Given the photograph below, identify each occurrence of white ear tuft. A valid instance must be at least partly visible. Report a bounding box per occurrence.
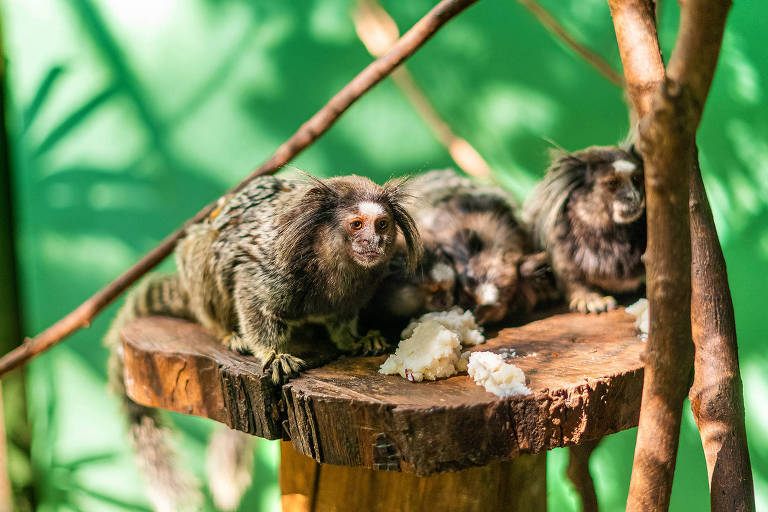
[613,160,636,175]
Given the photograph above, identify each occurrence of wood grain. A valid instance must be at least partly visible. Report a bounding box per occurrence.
[280,441,546,512]
[121,309,645,475]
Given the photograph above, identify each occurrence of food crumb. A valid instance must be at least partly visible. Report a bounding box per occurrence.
[379,320,465,382]
[467,352,530,398]
[401,307,485,346]
[626,298,649,340]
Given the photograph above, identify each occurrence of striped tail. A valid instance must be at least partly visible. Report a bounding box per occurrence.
[105,274,202,512]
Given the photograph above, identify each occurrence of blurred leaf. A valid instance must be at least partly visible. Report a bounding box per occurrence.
[33,83,119,156]
[22,64,66,131]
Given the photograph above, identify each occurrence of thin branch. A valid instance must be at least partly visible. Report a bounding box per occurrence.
[354,0,491,179]
[0,0,480,379]
[519,0,624,88]
[566,441,599,512]
[607,0,664,119]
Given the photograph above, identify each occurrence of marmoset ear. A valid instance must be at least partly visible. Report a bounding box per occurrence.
[380,177,422,274]
[276,178,338,271]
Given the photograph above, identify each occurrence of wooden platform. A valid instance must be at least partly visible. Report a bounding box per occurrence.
[121,309,645,476]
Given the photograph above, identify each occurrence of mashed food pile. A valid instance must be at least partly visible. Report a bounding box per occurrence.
[401,307,485,346]
[466,351,530,397]
[625,298,649,339]
[379,308,484,382]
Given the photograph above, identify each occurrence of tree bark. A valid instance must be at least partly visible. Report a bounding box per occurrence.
[567,441,599,512]
[608,0,752,509]
[689,158,755,512]
[0,0,480,379]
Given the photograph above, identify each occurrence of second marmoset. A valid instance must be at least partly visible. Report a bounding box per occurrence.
[405,169,553,324]
[523,145,646,313]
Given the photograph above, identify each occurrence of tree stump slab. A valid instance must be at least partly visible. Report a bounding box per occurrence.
[121,308,645,475]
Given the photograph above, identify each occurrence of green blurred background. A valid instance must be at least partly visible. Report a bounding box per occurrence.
[1,0,766,510]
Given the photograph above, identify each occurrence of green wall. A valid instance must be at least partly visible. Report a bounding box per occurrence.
[2,0,766,510]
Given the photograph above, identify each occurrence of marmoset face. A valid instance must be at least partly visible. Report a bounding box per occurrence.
[593,157,645,224]
[342,201,397,267]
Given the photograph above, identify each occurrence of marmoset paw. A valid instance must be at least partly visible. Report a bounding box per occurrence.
[356,330,390,356]
[569,291,617,314]
[263,352,306,384]
[223,333,249,354]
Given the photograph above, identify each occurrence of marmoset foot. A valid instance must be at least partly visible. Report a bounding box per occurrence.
[569,291,617,314]
[262,352,306,384]
[355,330,390,356]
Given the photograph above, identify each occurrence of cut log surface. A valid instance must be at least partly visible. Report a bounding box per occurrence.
[121,308,645,475]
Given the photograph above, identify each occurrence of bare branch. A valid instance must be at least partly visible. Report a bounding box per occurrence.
[520,0,625,88]
[354,0,492,179]
[567,441,599,512]
[689,157,755,512]
[607,0,664,119]
[609,0,751,509]
[0,0,480,379]
[627,75,695,511]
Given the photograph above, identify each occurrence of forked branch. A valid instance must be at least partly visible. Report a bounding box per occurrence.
[0,0,480,378]
[607,0,752,510]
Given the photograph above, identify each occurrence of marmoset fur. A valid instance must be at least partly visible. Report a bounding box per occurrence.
[104,173,420,512]
[522,145,646,313]
[407,169,548,324]
[360,241,456,333]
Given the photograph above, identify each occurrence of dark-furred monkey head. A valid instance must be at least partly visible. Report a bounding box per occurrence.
[562,146,645,228]
[278,175,422,275]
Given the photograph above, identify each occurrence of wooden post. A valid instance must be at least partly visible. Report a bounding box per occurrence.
[280,441,546,512]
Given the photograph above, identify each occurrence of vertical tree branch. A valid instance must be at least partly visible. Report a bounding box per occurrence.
[566,441,599,512]
[628,74,694,511]
[689,158,754,511]
[0,0,480,378]
[608,0,750,509]
[607,0,664,118]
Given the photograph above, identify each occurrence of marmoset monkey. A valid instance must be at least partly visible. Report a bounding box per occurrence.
[104,173,420,512]
[522,145,646,313]
[407,169,545,324]
[360,241,456,333]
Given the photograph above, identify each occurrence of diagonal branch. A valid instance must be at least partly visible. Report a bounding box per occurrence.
[0,0,480,379]
[519,0,624,88]
[354,0,492,179]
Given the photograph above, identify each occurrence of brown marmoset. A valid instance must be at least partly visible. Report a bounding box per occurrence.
[360,240,456,334]
[406,169,551,324]
[104,173,420,512]
[522,145,646,313]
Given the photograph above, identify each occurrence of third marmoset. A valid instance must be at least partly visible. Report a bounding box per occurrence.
[523,145,646,313]
[406,169,550,324]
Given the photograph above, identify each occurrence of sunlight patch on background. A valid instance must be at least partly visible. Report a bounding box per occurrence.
[721,33,762,105]
[39,231,136,279]
[727,119,768,196]
[101,0,176,31]
[432,22,488,58]
[475,83,559,139]
[743,360,768,451]
[336,83,444,169]
[34,94,147,177]
[309,0,356,45]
